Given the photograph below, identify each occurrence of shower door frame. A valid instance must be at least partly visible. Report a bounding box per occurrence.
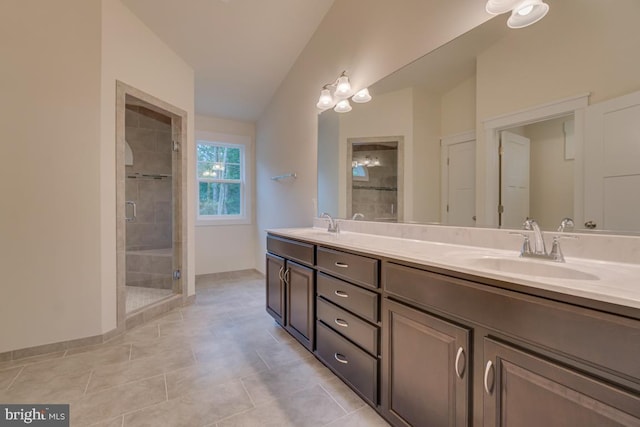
[115,81,189,329]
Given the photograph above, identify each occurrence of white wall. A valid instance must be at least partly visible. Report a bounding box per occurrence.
[526,117,574,230]
[441,76,476,137]
[317,111,340,216]
[0,0,103,353]
[100,0,195,333]
[254,0,492,271]
[194,115,256,275]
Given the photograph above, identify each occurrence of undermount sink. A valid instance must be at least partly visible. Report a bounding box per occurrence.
[467,257,600,281]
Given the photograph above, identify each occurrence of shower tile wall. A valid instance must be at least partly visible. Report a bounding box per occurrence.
[125,105,173,289]
[352,149,398,221]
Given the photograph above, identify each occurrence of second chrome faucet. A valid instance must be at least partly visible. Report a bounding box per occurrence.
[517,218,576,263]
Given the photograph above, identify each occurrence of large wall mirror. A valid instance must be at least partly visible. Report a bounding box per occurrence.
[317,0,640,234]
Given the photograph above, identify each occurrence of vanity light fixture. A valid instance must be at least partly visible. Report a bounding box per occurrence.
[486,0,549,28]
[316,71,372,113]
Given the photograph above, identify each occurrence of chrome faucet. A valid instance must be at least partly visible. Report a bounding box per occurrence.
[351,213,365,220]
[515,218,576,262]
[523,218,547,256]
[320,212,339,233]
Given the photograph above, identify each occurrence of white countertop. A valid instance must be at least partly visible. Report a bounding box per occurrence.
[268,227,640,312]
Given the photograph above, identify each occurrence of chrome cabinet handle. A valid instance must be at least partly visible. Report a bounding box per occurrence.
[125,201,137,222]
[334,353,348,364]
[334,318,349,328]
[334,290,348,298]
[284,268,290,285]
[334,262,349,268]
[484,360,494,394]
[455,347,465,379]
[278,266,284,282]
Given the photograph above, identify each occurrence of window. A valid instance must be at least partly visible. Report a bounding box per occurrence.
[197,141,247,223]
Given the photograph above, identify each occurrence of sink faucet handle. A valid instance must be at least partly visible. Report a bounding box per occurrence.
[549,234,578,262]
[509,232,532,256]
[557,217,575,232]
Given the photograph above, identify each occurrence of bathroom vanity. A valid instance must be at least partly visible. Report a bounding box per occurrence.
[265,227,640,426]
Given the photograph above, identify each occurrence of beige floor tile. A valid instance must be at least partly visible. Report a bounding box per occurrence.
[320,376,367,413]
[324,405,391,426]
[89,416,124,427]
[0,369,91,403]
[0,275,391,426]
[71,375,166,425]
[87,349,195,393]
[123,379,253,427]
[216,384,346,427]
[240,357,333,405]
[0,351,66,372]
[0,366,22,390]
[166,353,268,399]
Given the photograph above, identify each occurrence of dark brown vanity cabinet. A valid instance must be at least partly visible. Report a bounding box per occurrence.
[382,298,471,427]
[266,235,315,350]
[314,248,381,406]
[383,261,640,427]
[483,338,640,427]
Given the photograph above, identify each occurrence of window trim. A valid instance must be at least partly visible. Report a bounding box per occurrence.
[196,136,251,226]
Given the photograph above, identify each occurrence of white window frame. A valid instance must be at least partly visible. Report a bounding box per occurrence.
[196,135,251,226]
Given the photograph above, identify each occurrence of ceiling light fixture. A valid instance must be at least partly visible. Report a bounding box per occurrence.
[485,0,549,28]
[316,71,372,113]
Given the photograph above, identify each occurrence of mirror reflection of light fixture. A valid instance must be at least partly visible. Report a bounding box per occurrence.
[352,156,381,168]
[486,0,549,28]
[316,71,372,113]
[201,162,225,177]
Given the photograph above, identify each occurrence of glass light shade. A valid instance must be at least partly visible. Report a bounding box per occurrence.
[485,0,521,15]
[335,76,352,98]
[507,0,549,28]
[352,88,372,103]
[372,157,381,166]
[316,89,334,110]
[334,99,352,113]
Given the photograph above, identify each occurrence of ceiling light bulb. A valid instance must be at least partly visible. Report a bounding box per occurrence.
[316,89,334,110]
[334,99,352,113]
[507,0,549,28]
[352,88,372,103]
[485,0,522,15]
[335,75,352,98]
[517,4,534,15]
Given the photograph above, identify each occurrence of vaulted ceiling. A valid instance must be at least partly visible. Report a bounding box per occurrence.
[122,0,335,121]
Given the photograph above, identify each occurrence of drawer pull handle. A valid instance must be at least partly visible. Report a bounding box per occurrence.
[484,360,494,395]
[334,353,348,364]
[455,347,465,379]
[334,290,349,298]
[334,318,349,328]
[334,262,349,268]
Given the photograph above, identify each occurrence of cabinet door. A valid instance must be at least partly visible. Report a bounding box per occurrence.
[382,298,470,427]
[483,338,640,427]
[265,253,285,325]
[285,261,315,350]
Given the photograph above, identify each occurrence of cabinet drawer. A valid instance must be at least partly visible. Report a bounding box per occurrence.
[317,246,379,289]
[317,297,379,356]
[317,273,379,323]
[316,321,378,405]
[267,235,314,267]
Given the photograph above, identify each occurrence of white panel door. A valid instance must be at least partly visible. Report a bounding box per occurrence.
[585,90,640,232]
[446,140,476,226]
[501,131,531,229]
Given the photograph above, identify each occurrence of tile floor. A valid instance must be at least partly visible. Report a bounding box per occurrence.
[126,286,174,313]
[0,272,390,426]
